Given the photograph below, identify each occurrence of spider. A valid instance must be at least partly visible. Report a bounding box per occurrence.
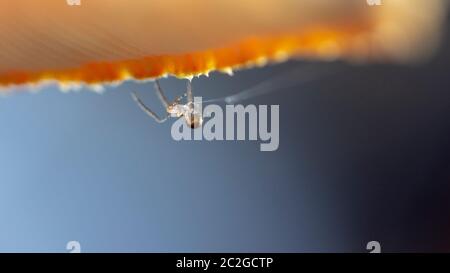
[131,80,203,128]
[131,64,330,128]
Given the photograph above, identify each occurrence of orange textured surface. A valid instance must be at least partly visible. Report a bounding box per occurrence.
[0,25,371,86]
[0,0,446,89]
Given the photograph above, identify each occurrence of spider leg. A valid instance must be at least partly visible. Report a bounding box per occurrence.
[186,80,193,104]
[131,92,168,123]
[154,79,170,108]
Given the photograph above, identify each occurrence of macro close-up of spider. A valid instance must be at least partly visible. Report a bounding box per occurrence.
[1,0,450,264]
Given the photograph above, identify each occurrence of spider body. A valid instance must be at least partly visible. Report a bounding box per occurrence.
[183,102,203,129]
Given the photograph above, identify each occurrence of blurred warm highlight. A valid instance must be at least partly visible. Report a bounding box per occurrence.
[0,0,447,91]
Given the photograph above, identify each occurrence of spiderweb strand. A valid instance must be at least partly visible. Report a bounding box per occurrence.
[201,63,339,104]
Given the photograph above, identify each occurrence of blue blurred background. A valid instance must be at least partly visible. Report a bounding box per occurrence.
[1,27,450,253]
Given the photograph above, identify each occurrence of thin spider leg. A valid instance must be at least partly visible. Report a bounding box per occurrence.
[131,92,168,123]
[186,80,193,104]
[154,79,170,108]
